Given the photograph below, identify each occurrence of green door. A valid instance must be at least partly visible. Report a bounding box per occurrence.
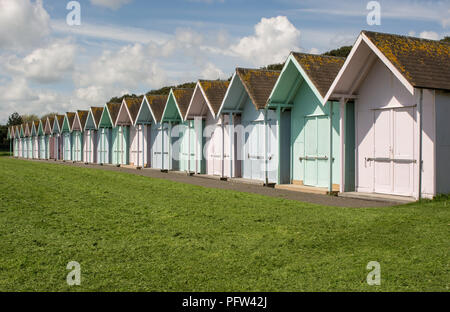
[303,116,329,188]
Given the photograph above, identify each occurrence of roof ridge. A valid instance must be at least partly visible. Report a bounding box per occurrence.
[291,51,346,60]
[237,67,281,73]
[362,30,448,44]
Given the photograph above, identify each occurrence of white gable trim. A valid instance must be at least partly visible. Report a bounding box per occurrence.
[323,33,414,104]
[217,72,238,117]
[134,96,155,126]
[115,99,134,127]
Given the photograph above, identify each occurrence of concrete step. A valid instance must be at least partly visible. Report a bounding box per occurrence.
[275,184,330,195]
[339,192,416,204]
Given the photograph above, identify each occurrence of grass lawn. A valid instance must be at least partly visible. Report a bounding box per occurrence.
[0,156,448,292]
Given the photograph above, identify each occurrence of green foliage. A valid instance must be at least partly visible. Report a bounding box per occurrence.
[260,63,285,71]
[440,37,450,43]
[146,82,196,96]
[109,94,141,103]
[0,157,448,291]
[40,112,58,120]
[7,112,23,126]
[323,45,353,58]
[21,114,40,123]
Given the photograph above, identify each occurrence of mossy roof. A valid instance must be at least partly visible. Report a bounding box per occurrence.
[363,30,450,91]
[292,52,345,98]
[77,110,89,129]
[66,112,76,128]
[56,115,65,130]
[172,88,195,119]
[91,107,104,127]
[146,95,168,122]
[199,80,230,115]
[236,68,280,109]
[124,96,144,123]
[106,102,121,125]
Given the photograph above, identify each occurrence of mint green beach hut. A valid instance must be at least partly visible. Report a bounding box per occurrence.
[161,88,195,172]
[267,52,351,192]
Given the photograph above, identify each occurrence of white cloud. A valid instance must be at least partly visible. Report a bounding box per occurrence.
[73,43,167,106]
[0,78,68,123]
[200,63,225,80]
[0,0,51,50]
[90,0,132,10]
[230,16,301,66]
[51,20,170,45]
[309,48,320,54]
[419,31,440,40]
[5,40,77,83]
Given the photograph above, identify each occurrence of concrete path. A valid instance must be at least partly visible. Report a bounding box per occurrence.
[33,159,396,208]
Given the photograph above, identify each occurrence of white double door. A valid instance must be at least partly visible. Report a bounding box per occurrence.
[362,107,416,196]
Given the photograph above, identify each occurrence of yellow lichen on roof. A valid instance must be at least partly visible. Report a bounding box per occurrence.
[199,80,229,92]
[364,31,450,88]
[241,69,279,84]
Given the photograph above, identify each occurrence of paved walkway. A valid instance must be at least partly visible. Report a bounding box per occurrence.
[33,159,395,208]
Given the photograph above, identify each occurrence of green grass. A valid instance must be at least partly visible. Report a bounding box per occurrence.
[0,157,448,292]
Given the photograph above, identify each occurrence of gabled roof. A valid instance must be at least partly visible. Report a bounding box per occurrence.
[24,123,31,137]
[291,53,345,98]
[32,120,39,135]
[64,112,76,132]
[123,96,144,124]
[324,31,450,103]
[145,94,168,123]
[172,88,195,119]
[236,68,280,109]
[76,110,89,130]
[67,112,76,126]
[363,31,450,91]
[46,116,55,134]
[106,102,121,125]
[198,80,230,115]
[54,115,65,133]
[91,107,104,128]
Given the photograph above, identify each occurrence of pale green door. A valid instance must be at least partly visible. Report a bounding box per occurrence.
[303,116,329,188]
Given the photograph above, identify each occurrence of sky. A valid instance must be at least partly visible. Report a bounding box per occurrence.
[0,0,449,123]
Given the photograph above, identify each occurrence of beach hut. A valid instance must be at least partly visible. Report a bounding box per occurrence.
[116,96,143,167]
[11,126,19,157]
[71,110,88,162]
[25,123,32,159]
[185,80,230,175]
[324,31,450,199]
[218,68,280,184]
[161,88,195,172]
[84,107,103,164]
[135,95,169,170]
[31,121,40,159]
[46,116,55,159]
[97,103,120,164]
[113,97,143,166]
[53,115,65,160]
[61,113,75,161]
[19,125,25,158]
[132,95,155,168]
[37,119,46,159]
[267,53,346,191]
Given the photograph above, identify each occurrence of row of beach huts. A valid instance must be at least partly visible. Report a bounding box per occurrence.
[6,31,450,200]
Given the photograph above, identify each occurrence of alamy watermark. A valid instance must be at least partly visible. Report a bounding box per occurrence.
[67,261,81,286]
[66,1,81,26]
[367,1,381,26]
[366,261,381,285]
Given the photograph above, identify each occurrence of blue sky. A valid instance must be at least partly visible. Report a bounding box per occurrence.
[0,0,448,122]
